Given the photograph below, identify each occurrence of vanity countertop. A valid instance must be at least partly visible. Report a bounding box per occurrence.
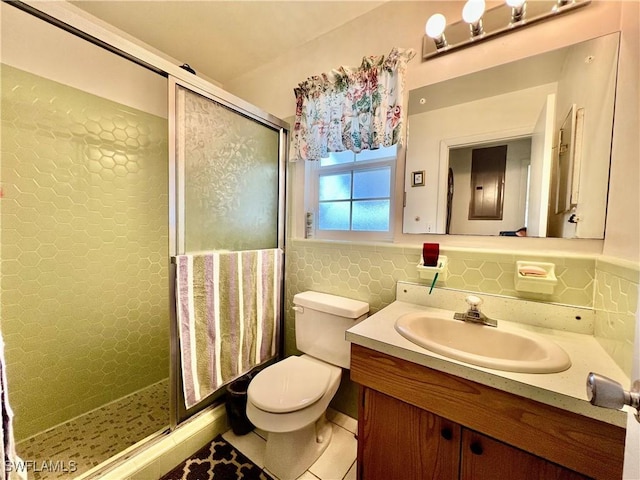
[346,299,630,428]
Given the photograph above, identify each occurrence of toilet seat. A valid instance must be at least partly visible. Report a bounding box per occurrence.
[248,356,331,413]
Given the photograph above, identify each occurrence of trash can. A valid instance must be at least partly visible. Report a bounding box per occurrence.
[225,374,255,435]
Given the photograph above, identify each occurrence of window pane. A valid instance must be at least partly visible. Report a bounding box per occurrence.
[319,202,351,230]
[355,145,397,162]
[320,150,354,166]
[319,173,351,201]
[352,200,390,231]
[353,168,391,199]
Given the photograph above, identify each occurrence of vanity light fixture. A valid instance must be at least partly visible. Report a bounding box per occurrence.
[425,13,448,50]
[462,0,486,38]
[506,0,526,23]
[553,0,573,13]
[422,0,590,60]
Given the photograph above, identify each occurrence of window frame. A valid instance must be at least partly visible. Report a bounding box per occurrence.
[305,148,396,242]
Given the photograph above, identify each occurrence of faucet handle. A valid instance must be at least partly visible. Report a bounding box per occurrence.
[465,295,483,310]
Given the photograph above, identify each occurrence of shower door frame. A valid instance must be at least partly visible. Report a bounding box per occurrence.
[168,76,288,427]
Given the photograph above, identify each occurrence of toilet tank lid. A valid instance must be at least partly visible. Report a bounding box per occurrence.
[293,291,369,319]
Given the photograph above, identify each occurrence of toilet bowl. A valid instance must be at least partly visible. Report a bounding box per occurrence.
[246,291,368,480]
[246,355,341,479]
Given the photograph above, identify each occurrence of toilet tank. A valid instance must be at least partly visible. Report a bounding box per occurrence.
[293,291,369,369]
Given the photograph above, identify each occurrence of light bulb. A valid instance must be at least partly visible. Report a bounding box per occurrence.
[425,13,446,39]
[506,0,526,23]
[462,0,486,24]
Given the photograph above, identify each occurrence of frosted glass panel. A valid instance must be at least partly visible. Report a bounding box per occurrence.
[319,173,351,201]
[352,200,390,231]
[353,168,391,199]
[177,86,280,251]
[319,202,350,230]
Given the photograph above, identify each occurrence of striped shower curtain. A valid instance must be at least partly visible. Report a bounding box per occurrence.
[175,249,282,409]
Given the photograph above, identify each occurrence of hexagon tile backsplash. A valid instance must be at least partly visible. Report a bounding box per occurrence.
[285,239,596,312]
[1,65,170,440]
[285,239,638,377]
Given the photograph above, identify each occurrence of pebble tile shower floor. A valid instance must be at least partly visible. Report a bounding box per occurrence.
[16,379,169,480]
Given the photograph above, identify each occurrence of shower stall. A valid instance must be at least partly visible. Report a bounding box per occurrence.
[0,3,287,478]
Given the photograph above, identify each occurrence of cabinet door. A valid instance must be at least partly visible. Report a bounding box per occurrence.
[358,387,460,480]
[460,429,591,480]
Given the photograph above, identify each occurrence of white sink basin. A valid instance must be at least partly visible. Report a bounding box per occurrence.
[394,311,571,373]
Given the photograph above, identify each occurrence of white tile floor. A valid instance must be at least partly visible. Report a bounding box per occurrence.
[222,409,357,480]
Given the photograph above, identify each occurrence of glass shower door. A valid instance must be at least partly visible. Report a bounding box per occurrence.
[169,78,287,423]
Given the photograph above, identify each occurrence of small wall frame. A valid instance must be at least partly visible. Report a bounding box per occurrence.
[411,170,425,187]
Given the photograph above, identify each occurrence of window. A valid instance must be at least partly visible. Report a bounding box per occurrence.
[306,145,396,241]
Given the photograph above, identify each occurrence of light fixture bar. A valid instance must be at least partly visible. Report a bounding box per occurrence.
[422,0,590,61]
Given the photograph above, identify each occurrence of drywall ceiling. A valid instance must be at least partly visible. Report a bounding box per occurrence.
[71,1,385,86]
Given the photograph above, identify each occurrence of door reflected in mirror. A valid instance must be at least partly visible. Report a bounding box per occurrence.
[447,139,531,236]
[403,32,619,238]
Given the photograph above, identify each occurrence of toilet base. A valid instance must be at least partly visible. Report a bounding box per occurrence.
[264,414,333,480]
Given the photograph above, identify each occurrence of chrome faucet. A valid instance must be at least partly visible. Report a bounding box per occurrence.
[453,295,497,327]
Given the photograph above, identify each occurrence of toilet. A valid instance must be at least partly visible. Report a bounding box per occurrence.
[246,291,369,480]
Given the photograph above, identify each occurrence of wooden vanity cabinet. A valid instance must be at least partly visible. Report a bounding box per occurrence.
[359,388,589,480]
[351,344,625,480]
[358,387,460,480]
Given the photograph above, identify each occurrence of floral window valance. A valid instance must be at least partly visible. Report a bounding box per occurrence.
[291,47,416,161]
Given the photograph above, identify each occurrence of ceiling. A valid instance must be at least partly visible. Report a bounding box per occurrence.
[71,1,386,86]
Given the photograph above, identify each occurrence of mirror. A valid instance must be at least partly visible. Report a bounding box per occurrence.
[403,33,619,238]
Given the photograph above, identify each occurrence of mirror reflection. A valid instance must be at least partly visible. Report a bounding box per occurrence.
[403,33,619,238]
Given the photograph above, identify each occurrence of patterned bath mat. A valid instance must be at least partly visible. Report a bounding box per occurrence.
[161,434,273,480]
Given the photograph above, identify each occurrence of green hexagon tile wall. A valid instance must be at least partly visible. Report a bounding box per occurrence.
[1,65,170,441]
